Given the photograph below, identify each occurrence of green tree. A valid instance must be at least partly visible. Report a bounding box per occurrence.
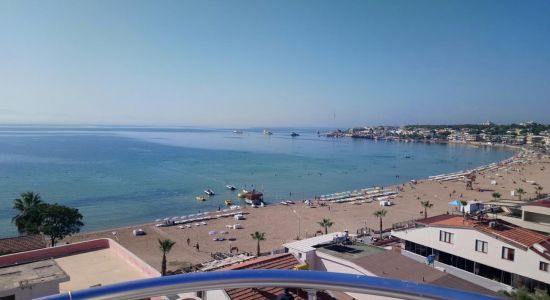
[318,218,334,234]
[250,231,266,257]
[158,239,176,276]
[373,209,387,239]
[508,286,550,300]
[11,192,44,234]
[420,201,433,219]
[516,188,526,201]
[41,204,84,247]
[492,192,501,202]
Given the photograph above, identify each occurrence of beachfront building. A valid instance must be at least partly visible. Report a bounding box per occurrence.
[283,232,496,299]
[0,238,159,299]
[391,214,550,293]
[497,199,550,234]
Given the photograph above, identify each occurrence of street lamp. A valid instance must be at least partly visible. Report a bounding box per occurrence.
[292,210,301,240]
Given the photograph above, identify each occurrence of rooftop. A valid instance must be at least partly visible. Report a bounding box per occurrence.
[351,251,498,297]
[0,235,47,256]
[0,259,68,292]
[316,243,385,260]
[222,254,335,300]
[283,232,346,252]
[54,248,149,293]
[524,199,550,209]
[416,214,550,249]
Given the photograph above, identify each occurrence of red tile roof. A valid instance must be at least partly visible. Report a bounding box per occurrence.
[221,254,335,300]
[525,200,550,208]
[0,235,47,256]
[415,214,550,257]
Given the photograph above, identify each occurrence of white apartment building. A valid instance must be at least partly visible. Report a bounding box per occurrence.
[392,214,550,293]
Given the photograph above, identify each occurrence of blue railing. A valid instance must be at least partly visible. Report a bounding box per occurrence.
[37,270,502,300]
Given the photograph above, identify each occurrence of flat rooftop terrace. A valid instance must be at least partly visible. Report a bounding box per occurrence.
[0,259,67,292]
[54,248,149,292]
[315,243,385,260]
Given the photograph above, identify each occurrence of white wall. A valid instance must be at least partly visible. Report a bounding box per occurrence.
[392,227,550,284]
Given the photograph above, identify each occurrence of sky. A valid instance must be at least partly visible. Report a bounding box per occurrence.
[0,0,549,128]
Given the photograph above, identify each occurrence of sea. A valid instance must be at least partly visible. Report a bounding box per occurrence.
[0,126,514,237]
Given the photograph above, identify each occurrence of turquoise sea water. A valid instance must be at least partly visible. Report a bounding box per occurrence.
[0,127,513,237]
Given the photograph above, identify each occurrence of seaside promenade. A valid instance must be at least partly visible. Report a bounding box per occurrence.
[64,151,550,273]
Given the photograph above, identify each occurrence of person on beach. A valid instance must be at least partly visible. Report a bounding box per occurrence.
[187,237,190,246]
[195,242,200,252]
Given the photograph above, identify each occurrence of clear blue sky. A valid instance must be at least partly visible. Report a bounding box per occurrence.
[1,1,549,128]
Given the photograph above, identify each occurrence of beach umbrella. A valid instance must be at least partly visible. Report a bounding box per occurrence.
[448,200,462,206]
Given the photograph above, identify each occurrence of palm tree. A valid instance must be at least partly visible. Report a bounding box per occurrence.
[491,192,501,202]
[318,218,334,234]
[12,192,44,234]
[420,201,433,219]
[158,239,176,276]
[250,231,266,257]
[373,209,387,239]
[535,185,543,198]
[515,188,526,201]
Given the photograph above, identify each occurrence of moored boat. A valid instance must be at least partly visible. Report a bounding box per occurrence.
[290,132,299,137]
[196,196,206,201]
[204,189,215,196]
[225,185,236,190]
[224,199,232,206]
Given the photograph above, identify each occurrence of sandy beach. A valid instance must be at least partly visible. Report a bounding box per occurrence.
[64,150,550,273]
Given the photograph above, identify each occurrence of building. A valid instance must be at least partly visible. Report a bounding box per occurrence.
[283,232,496,299]
[498,200,550,234]
[391,215,550,293]
[0,238,159,299]
[0,235,47,256]
[0,259,68,300]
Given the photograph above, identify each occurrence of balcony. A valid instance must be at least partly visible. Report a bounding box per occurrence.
[36,269,501,300]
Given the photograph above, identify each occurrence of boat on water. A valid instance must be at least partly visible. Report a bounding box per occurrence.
[204,189,215,196]
[290,132,300,137]
[233,130,243,134]
[237,189,250,198]
[196,196,206,201]
[224,200,232,206]
[225,185,236,190]
[263,129,273,135]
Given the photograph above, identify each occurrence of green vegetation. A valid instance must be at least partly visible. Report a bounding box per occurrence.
[158,239,176,276]
[404,122,550,135]
[373,209,387,239]
[504,287,550,300]
[492,192,502,202]
[11,192,84,246]
[420,201,433,219]
[251,231,266,257]
[318,218,334,234]
[516,188,526,201]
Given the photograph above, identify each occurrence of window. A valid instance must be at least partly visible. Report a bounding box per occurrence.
[439,230,454,244]
[540,262,549,272]
[502,247,515,261]
[475,240,488,253]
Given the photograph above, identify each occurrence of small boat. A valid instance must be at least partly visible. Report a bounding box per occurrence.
[237,189,250,198]
[280,201,289,205]
[196,196,206,201]
[404,155,412,159]
[233,130,243,134]
[290,132,300,137]
[225,185,236,190]
[224,200,232,206]
[204,189,215,196]
[263,129,273,135]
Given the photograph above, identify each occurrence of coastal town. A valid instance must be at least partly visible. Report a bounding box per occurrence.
[326,122,550,152]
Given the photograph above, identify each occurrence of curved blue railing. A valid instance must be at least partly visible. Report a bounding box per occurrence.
[37,270,502,300]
